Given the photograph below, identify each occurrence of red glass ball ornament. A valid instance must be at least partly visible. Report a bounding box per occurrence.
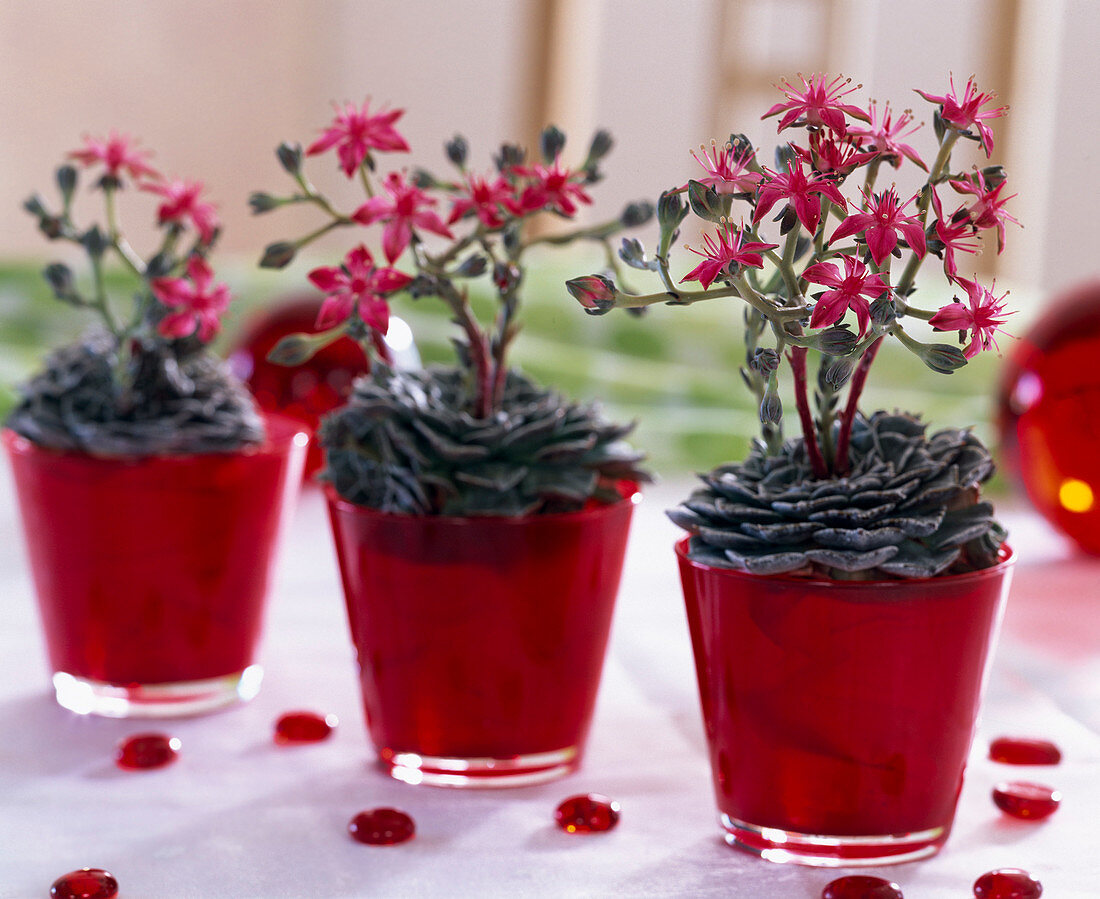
[822,875,903,899]
[992,781,1061,820]
[115,733,180,770]
[997,279,1100,553]
[554,794,621,833]
[348,808,415,845]
[973,868,1043,898]
[50,868,119,899]
[274,710,337,744]
[989,736,1062,766]
[228,296,370,480]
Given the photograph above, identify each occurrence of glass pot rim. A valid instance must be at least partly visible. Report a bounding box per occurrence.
[675,535,1016,589]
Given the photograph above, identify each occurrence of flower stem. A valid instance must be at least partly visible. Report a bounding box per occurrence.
[834,336,883,475]
[789,346,827,478]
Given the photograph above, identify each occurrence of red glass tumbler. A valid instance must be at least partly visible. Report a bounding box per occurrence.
[677,538,1015,866]
[327,483,639,787]
[4,414,308,717]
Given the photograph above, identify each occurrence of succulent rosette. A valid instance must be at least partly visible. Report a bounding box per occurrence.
[567,73,1016,579]
[9,135,262,455]
[254,106,652,513]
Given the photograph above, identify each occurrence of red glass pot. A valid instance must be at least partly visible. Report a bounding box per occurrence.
[327,482,639,787]
[677,538,1015,866]
[4,414,308,717]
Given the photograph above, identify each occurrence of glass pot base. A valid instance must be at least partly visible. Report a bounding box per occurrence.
[52,665,264,718]
[381,746,578,788]
[721,814,945,867]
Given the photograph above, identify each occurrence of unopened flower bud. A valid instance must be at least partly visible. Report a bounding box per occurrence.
[248,191,280,214]
[56,165,78,204]
[980,164,1007,189]
[816,326,857,356]
[920,343,967,374]
[276,142,303,176]
[411,168,437,189]
[267,333,319,367]
[759,388,783,425]
[657,190,688,231]
[540,125,566,163]
[870,295,897,328]
[749,348,780,374]
[620,200,654,228]
[81,225,107,258]
[456,254,487,277]
[774,143,797,171]
[493,262,521,293]
[586,129,613,164]
[687,179,723,222]
[822,356,855,389]
[260,240,297,269]
[23,194,47,219]
[494,143,526,172]
[43,262,74,300]
[566,274,617,314]
[445,134,468,168]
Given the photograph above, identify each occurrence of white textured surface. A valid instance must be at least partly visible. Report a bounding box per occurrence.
[1,467,1098,898]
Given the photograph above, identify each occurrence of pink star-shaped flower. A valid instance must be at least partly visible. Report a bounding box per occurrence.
[307,244,412,331]
[151,256,230,342]
[916,75,1006,157]
[688,140,762,195]
[352,172,454,263]
[448,173,523,229]
[514,158,592,216]
[929,186,979,277]
[802,255,890,334]
[949,169,1019,253]
[830,187,926,265]
[846,100,927,170]
[143,179,220,244]
[753,159,847,235]
[793,131,878,178]
[681,223,777,290]
[762,73,871,135]
[929,277,1011,358]
[306,100,410,177]
[69,132,159,183]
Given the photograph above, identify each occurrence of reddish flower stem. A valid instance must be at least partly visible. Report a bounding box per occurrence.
[834,336,883,475]
[789,346,828,479]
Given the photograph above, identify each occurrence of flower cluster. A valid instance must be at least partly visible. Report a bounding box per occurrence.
[568,73,1014,477]
[24,132,232,347]
[254,102,651,419]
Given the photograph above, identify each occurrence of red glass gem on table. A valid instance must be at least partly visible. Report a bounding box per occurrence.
[996,278,1100,554]
[50,868,119,899]
[992,781,1061,820]
[348,808,415,845]
[554,794,621,833]
[115,733,181,770]
[228,296,371,480]
[973,868,1043,899]
[821,875,903,899]
[274,711,338,744]
[989,736,1062,766]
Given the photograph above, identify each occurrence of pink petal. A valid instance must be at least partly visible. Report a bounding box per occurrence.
[808,291,847,329]
[316,293,354,329]
[382,220,411,264]
[830,213,870,244]
[306,129,343,156]
[865,225,899,265]
[359,295,391,333]
[346,244,375,274]
[899,221,927,258]
[802,261,843,288]
[412,210,454,239]
[157,311,197,338]
[351,197,392,225]
[374,269,413,294]
[308,266,344,292]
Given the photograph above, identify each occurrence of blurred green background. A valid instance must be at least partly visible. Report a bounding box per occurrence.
[0,247,1008,479]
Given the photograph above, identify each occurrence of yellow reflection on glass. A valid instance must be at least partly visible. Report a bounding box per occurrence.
[1059,478,1094,513]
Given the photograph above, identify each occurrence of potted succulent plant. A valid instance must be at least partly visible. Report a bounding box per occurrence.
[567,74,1017,864]
[5,135,308,717]
[254,100,651,785]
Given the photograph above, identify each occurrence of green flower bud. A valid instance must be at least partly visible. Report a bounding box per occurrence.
[276,142,303,175]
[260,241,297,269]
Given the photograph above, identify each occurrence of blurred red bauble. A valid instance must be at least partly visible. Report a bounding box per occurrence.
[229,297,370,480]
[997,279,1100,553]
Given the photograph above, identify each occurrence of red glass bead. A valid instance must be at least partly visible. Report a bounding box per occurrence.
[989,737,1062,766]
[822,876,903,899]
[992,781,1062,820]
[50,868,119,899]
[554,793,621,833]
[973,868,1043,899]
[115,732,180,770]
[348,808,415,845]
[274,711,337,744]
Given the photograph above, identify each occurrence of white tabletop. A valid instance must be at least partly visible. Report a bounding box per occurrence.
[1,465,1097,898]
